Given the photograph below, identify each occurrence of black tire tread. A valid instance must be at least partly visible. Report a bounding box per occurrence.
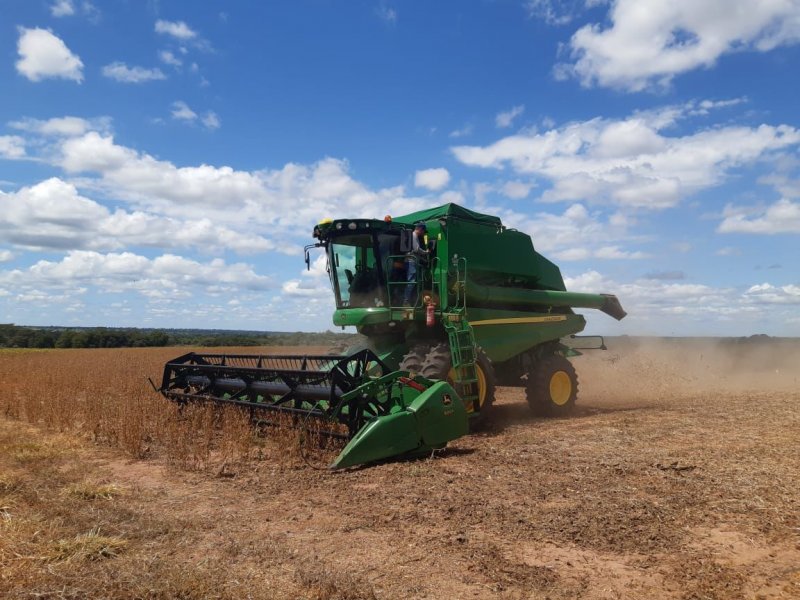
[525,354,579,417]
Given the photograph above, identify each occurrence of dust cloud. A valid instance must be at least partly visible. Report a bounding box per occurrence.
[573,337,800,405]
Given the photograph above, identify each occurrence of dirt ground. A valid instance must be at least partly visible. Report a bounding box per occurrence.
[1,338,799,599]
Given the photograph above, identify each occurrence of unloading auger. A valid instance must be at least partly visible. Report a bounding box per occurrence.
[159,202,626,468]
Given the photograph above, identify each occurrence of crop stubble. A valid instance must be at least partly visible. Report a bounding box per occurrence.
[0,340,798,599]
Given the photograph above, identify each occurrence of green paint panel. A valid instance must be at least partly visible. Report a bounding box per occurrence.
[330,379,469,469]
[407,381,469,446]
[466,308,587,363]
[331,411,420,469]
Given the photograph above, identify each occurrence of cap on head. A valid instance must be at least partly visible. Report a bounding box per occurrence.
[414,221,427,231]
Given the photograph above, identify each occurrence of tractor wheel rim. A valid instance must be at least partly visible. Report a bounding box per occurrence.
[549,371,572,406]
[448,365,488,413]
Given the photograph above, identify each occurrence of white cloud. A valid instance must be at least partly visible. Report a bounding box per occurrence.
[718,199,800,234]
[745,283,800,305]
[0,178,279,254]
[303,253,329,279]
[49,131,427,234]
[201,111,221,130]
[0,251,274,299]
[414,168,451,191]
[50,0,98,21]
[559,0,800,91]
[9,116,110,137]
[562,270,800,334]
[171,100,198,122]
[501,180,533,199]
[0,250,14,263]
[16,27,83,83]
[169,102,219,130]
[282,279,326,297]
[102,62,166,83]
[159,50,182,67]
[593,245,649,259]
[495,105,525,128]
[155,20,198,40]
[439,190,464,204]
[50,0,75,17]
[452,102,800,209]
[0,136,26,159]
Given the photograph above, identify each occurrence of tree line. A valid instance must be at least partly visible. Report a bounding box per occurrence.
[0,324,356,349]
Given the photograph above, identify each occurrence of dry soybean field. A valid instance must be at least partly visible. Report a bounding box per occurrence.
[1,339,798,599]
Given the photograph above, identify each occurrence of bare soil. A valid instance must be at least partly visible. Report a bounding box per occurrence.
[1,339,799,599]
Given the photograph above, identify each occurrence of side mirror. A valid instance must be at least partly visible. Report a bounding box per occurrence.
[303,243,323,271]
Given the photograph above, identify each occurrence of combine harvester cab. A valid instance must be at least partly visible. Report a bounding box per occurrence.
[159,202,625,468]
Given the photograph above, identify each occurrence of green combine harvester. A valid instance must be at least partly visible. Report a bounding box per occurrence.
[159,203,625,468]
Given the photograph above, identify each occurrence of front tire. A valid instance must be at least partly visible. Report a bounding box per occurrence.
[526,355,578,417]
[420,343,496,429]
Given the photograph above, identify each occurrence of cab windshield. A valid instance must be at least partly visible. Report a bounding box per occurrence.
[328,232,400,308]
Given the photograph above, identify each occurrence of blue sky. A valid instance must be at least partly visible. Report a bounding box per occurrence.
[1,0,798,336]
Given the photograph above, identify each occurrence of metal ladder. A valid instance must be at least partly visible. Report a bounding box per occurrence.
[445,318,479,412]
[444,257,479,412]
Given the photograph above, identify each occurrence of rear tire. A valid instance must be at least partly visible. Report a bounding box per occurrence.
[526,354,578,417]
[420,343,496,429]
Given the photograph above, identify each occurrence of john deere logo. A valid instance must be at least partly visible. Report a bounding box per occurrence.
[442,394,452,405]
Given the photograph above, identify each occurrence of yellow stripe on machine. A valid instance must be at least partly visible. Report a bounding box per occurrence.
[470,315,568,326]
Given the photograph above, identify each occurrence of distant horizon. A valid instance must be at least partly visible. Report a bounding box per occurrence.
[3,323,797,341]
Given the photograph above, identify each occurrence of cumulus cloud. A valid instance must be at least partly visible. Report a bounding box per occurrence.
[501,180,533,199]
[0,178,280,255]
[562,269,800,335]
[16,27,83,82]
[44,130,428,234]
[9,116,110,137]
[558,0,800,91]
[495,105,525,128]
[0,136,26,159]
[718,199,800,234]
[414,168,451,191]
[155,19,198,40]
[0,251,274,299]
[745,283,800,305]
[102,62,166,83]
[452,102,800,209]
[0,250,14,263]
